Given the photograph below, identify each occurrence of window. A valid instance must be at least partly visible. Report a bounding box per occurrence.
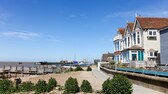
[115,42,119,51]
[149,31,152,35]
[125,37,127,48]
[148,37,157,40]
[128,37,130,47]
[133,33,136,45]
[153,31,156,35]
[120,42,122,50]
[137,32,140,44]
[148,30,157,36]
[150,52,153,56]
[148,51,158,58]
[154,52,158,57]
[147,30,157,40]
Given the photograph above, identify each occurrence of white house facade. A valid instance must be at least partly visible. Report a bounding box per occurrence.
[114,17,168,67]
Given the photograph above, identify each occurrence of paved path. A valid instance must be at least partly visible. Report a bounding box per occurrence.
[92,68,165,94]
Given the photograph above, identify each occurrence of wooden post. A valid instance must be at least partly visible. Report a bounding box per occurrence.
[15,66,17,77]
[22,66,24,77]
[36,67,38,75]
[29,67,31,76]
[9,65,11,78]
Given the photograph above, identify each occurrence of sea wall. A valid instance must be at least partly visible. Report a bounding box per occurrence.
[100,66,168,94]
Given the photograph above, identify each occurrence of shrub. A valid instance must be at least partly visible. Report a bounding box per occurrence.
[47,77,57,92]
[80,80,92,93]
[74,66,84,71]
[102,75,133,94]
[111,74,132,94]
[102,78,110,94]
[86,66,92,71]
[64,77,79,93]
[69,67,73,71]
[109,61,116,65]
[35,80,47,93]
[0,79,14,93]
[117,61,122,67]
[20,81,35,92]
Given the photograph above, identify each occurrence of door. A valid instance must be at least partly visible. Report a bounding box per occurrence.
[132,54,137,61]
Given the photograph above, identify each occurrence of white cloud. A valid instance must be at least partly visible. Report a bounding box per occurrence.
[0,31,39,40]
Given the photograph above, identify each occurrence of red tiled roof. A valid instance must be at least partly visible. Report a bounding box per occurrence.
[127,22,134,31]
[123,45,144,51]
[148,49,157,52]
[118,28,125,37]
[114,51,122,55]
[136,17,168,29]
[101,52,114,61]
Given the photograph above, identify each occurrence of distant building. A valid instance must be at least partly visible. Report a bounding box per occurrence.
[160,27,168,65]
[94,59,100,65]
[101,52,114,62]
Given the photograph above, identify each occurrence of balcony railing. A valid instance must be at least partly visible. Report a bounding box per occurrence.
[113,34,122,41]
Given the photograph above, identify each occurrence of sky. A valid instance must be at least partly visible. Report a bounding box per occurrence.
[0,0,168,62]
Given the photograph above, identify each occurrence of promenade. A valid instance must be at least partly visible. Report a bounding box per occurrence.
[92,68,165,94]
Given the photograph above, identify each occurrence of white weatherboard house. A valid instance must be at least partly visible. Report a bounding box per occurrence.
[114,16,168,67]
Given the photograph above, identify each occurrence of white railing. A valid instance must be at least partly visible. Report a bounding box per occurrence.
[113,34,122,41]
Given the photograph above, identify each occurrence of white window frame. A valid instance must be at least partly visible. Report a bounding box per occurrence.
[137,32,140,44]
[149,52,154,56]
[148,52,156,58]
[147,30,157,37]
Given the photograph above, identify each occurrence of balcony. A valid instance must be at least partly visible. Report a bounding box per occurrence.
[113,34,122,41]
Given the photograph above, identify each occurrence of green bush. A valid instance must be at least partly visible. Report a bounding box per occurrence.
[69,67,73,71]
[35,80,47,93]
[102,78,110,94]
[102,75,133,94]
[47,77,57,92]
[74,66,84,71]
[111,74,132,94]
[20,81,35,92]
[80,80,92,93]
[0,79,14,93]
[64,77,79,94]
[109,61,116,65]
[86,66,92,71]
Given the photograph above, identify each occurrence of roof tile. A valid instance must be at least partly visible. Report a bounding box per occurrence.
[137,17,168,29]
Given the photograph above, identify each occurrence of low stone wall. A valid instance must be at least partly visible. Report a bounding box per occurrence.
[100,66,168,94]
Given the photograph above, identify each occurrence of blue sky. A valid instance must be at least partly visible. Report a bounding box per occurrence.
[0,0,168,62]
